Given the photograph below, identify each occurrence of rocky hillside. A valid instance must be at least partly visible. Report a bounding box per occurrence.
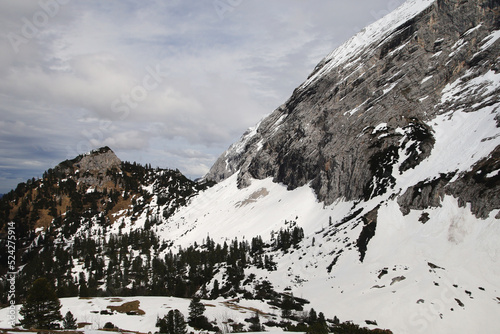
[0,147,212,235]
[206,0,499,218]
[0,147,214,299]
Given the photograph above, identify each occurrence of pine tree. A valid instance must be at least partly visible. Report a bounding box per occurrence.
[306,311,328,334]
[308,308,318,324]
[188,296,205,321]
[248,311,263,332]
[188,296,206,328]
[79,273,89,297]
[281,294,295,319]
[157,309,187,334]
[19,277,63,329]
[173,309,187,334]
[211,279,220,299]
[63,311,77,329]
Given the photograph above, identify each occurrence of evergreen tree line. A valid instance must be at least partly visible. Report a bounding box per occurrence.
[0,161,214,300]
[156,297,219,334]
[1,225,308,304]
[18,277,78,330]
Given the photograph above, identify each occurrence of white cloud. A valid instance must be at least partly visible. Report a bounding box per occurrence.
[0,0,406,193]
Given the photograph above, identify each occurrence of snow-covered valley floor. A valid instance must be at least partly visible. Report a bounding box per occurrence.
[0,296,294,333]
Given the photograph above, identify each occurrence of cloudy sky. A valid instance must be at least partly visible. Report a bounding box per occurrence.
[0,0,406,194]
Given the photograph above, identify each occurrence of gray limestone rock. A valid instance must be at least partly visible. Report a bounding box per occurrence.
[56,146,122,190]
[205,0,500,217]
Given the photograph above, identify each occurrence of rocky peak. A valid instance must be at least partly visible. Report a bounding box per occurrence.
[56,146,122,190]
[75,146,121,172]
[205,0,500,217]
[57,146,121,173]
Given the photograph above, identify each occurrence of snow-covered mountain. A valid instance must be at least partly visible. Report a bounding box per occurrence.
[1,0,499,333]
[205,0,499,215]
[197,0,500,332]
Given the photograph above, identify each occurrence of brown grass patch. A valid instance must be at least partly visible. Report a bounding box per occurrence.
[221,301,269,316]
[35,209,53,230]
[78,322,93,328]
[107,300,145,315]
[6,191,72,232]
[106,196,133,223]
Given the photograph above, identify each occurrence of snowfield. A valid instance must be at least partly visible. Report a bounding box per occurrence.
[161,179,500,334]
[0,296,292,333]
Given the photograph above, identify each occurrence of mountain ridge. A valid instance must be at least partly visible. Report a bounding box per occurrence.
[205,0,499,218]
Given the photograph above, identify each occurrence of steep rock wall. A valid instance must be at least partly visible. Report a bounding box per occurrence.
[206,0,500,218]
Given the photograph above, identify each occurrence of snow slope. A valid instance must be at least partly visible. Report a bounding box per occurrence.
[300,0,435,89]
[157,173,332,247]
[161,180,500,333]
[159,103,500,333]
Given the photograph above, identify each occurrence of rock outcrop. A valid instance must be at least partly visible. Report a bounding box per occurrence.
[206,0,500,218]
[56,146,122,190]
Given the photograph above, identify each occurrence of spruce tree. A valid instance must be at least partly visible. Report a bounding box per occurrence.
[19,277,63,329]
[79,273,89,297]
[306,311,328,334]
[308,308,318,324]
[173,309,187,334]
[188,296,206,324]
[211,279,220,299]
[189,296,215,330]
[63,311,77,329]
[281,294,295,319]
[248,311,263,332]
[157,309,187,334]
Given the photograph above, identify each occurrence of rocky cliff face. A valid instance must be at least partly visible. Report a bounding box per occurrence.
[55,146,122,190]
[206,0,500,219]
[69,146,121,173]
